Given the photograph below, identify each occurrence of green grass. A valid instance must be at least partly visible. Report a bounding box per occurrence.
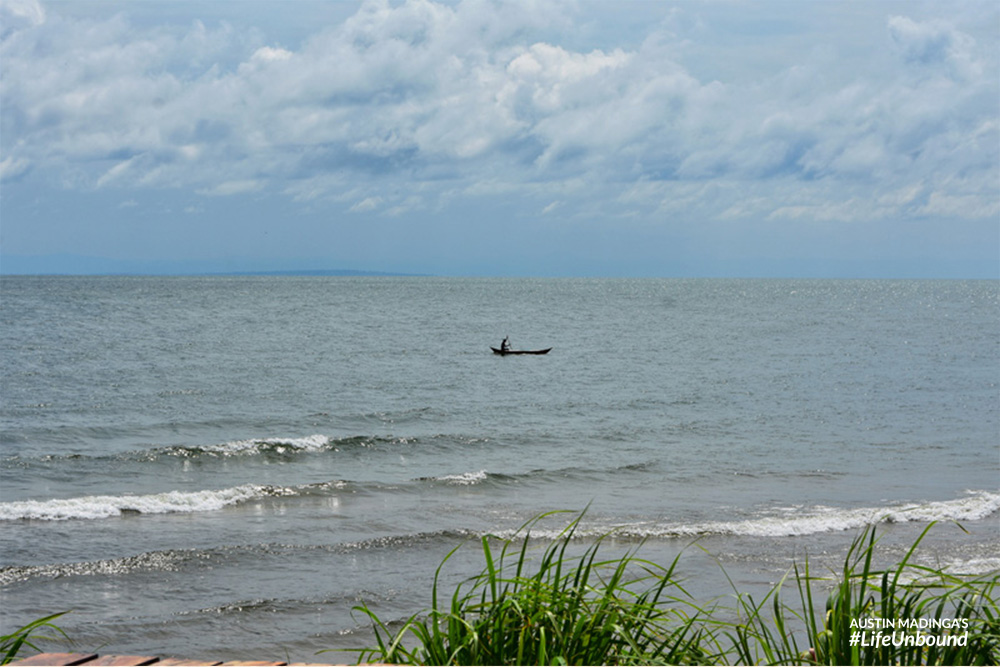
[1,611,69,665]
[6,519,996,666]
[723,524,999,666]
[349,516,999,665]
[352,511,721,665]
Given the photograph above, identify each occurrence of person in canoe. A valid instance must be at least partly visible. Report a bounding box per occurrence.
[500,336,511,352]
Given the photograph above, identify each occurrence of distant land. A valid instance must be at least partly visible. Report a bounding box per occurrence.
[0,254,424,277]
[222,269,426,277]
[1,253,997,279]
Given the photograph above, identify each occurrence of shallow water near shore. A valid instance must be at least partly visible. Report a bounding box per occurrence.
[1,276,997,662]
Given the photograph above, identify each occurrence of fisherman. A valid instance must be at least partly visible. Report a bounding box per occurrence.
[500,336,511,352]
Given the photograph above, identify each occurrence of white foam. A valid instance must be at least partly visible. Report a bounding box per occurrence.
[435,470,488,485]
[938,556,1000,576]
[504,491,1000,542]
[637,491,1000,539]
[202,434,330,455]
[0,484,288,521]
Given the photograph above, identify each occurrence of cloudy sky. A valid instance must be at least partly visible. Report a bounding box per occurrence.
[1,0,997,277]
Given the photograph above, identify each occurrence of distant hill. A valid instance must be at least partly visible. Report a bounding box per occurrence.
[220,269,426,277]
[0,254,426,276]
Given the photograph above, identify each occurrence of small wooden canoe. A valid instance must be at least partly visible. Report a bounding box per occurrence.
[491,347,552,355]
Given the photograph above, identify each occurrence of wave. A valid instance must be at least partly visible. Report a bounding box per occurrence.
[0,543,306,586]
[479,491,1000,542]
[421,470,489,485]
[1,529,478,586]
[412,462,655,487]
[937,556,1000,576]
[175,588,406,620]
[0,549,200,586]
[1,435,335,466]
[339,528,478,551]
[158,434,391,459]
[4,493,995,586]
[179,434,333,456]
[610,490,1000,539]
[0,469,514,521]
[4,433,485,467]
[0,483,318,521]
[416,470,503,485]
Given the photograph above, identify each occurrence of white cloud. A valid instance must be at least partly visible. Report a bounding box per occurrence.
[250,45,292,63]
[541,201,561,215]
[917,191,1000,220]
[0,155,30,181]
[888,15,981,80]
[0,0,45,31]
[350,196,381,212]
[97,158,137,188]
[0,0,996,228]
[198,180,263,196]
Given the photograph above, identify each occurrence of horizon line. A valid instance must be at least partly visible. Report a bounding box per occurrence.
[2,271,996,281]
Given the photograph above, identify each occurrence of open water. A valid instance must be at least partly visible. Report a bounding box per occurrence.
[1,276,997,661]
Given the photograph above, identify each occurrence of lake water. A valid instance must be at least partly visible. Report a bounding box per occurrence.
[1,276,997,661]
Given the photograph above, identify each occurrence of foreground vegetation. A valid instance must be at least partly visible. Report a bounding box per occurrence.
[1,612,68,665]
[351,513,999,665]
[4,517,996,666]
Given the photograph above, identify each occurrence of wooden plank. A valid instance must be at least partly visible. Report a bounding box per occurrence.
[8,654,99,666]
[79,657,160,666]
[7,654,352,667]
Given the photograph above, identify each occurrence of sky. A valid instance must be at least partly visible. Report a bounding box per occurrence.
[1,0,998,277]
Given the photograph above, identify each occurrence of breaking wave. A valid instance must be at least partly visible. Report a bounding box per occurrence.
[0,483,309,521]
[614,490,1000,539]
[176,434,333,456]
[488,491,1000,541]
[2,433,489,467]
[417,470,492,485]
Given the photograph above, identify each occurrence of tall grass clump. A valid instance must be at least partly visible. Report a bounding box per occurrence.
[724,523,999,666]
[352,511,720,665]
[351,516,998,666]
[1,612,69,665]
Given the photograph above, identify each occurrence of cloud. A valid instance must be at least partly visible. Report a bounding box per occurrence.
[0,0,45,34]
[1,0,996,229]
[349,196,381,212]
[198,179,263,196]
[250,45,292,63]
[888,15,981,80]
[0,155,30,181]
[541,200,561,215]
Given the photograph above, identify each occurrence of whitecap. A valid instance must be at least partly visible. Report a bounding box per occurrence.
[640,490,1000,538]
[434,470,489,485]
[202,434,330,455]
[0,484,286,521]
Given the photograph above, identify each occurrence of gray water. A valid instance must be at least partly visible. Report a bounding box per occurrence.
[1,276,997,661]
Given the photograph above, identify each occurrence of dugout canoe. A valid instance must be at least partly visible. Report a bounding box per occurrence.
[491,347,552,355]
